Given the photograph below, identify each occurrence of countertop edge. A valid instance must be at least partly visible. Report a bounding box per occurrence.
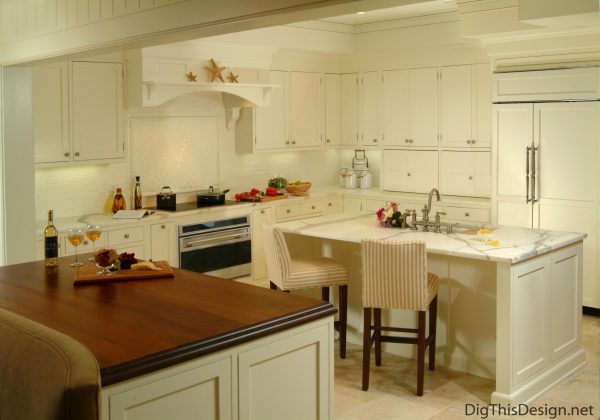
[100,302,336,387]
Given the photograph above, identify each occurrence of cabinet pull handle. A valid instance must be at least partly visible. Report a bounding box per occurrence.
[285,141,290,145]
[328,203,332,206]
[326,139,331,143]
[526,146,531,203]
[64,152,70,157]
[405,139,409,143]
[407,173,411,177]
[286,209,291,213]
[83,240,88,245]
[468,176,473,180]
[124,234,130,239]
[161,224,166,229]
[465,212,470,217]
[531,146,538,203]
[74,152,80,157]
[467,140,471,144]
[311,205,316,210]
[261,209,265,214]
[373,139,377,143]
[292,141,296,145]
[471,140,476,144]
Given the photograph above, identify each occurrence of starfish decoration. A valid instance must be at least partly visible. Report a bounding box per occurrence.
[205,58,225,83]
[185,71,197,82]
[227,71,239,83]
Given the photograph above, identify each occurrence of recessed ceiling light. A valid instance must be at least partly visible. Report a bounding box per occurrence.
[356,11,366,15]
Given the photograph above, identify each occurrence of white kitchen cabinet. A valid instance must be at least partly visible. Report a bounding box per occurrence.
[33,62,70,164]
[107,225,145,259]
[71,61,124,161]
[440,64,491,148]
[359,71,379,146]
[323,197,343,214]
[343,197,362,213]
[445,206,490,223]
[32,60,124,164]
[324,73,340,146]
[252,207,272,281]
[340,73,358,146]
[254,70,288,151]
[440,151,491,197]
[290,71,322,148]
[382,67,437,147]
[149,222,177,267]
[382,149,438,193]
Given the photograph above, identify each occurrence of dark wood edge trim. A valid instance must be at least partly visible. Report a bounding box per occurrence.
[583,306,600,317]
[100,302,336,386]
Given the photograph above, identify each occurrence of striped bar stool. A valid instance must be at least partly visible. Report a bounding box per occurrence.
[361,239,439,396]
[263,225,349,358]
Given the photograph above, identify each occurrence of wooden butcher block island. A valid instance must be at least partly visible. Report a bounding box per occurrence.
[0,256,336,420]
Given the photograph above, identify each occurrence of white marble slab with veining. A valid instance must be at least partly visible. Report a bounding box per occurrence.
[275,213,587,264]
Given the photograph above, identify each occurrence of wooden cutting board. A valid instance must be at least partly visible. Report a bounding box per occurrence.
[74,261,174,285]
[240,194,289,203]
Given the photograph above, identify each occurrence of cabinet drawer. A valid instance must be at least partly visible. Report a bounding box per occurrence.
[302,201,324,215]
[108,226,144,246]
[324,198,343,214]
[276,204,301,220]
[65,235,106,254]
[446,206,489,223]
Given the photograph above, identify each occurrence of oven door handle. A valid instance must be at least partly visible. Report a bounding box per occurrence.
[181,234,250,251]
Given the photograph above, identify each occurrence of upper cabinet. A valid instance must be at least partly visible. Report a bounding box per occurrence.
[340,73,359,146]
[33,60,124,165]
[440,64,491,148]
[382,67,438,147]
[324,73,341,146]
[360,71,379,147]
[236,70,323,153]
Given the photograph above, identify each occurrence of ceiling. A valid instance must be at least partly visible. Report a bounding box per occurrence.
[317,0,456,25]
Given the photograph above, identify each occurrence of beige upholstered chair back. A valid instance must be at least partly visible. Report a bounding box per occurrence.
[262,225,292,289]
[0,307,101,420]
[361,239,430,311]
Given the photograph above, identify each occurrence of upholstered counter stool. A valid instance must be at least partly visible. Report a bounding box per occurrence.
[263,225,349,358]
[360,239,439,396]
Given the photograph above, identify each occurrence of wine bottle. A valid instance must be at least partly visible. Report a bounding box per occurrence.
[134,176,142,210]
[44,210,59,267]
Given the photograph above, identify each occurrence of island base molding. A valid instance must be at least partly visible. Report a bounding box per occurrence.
[101,317,334,420]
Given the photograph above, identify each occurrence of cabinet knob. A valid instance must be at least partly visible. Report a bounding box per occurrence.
[74,152,80,157]
[124,233,130,239]
[83,240,89,245]
[292,141,296,145]
[328,202,332,206]
[286,209,291,213]
[468,176,473,180]
[261,209,265,214]
[467,140,471,144]
[311,205,316,210]
[373,139,378,143]
[161,224,166,229]
[285,141,290,145]
[405,139,409,143]
[471,140,476,144]
[407,173,411,177]
[326,139,331,143]
[64,152,70,157]
[465,212,470,217]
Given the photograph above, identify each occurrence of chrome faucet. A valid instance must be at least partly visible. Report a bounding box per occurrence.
[427,188,441,214]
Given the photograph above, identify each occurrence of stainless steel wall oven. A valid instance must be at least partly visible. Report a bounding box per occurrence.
[178,215,251,279]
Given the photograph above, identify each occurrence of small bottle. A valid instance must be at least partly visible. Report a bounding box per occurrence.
[134,176,142,210]
[112,187,127,213]
[44,210,59,267]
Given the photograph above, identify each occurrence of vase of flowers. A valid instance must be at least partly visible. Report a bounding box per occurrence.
[376,201,405,228]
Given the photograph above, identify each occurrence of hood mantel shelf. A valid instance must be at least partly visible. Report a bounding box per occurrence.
[142,81,278,129]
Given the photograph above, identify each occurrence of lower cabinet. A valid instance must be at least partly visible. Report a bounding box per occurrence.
[107,225,146,260]
[101,317,333,420]
[252,207,273,281]
[149,222,177,267]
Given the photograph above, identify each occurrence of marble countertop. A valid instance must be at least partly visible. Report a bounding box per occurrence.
[275,213,586,264]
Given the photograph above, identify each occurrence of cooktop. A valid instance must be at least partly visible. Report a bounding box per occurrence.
[145,200,240,213]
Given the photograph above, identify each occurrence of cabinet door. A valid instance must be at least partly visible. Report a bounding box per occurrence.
[382,69,410,146]
[255,70,288,150]
[150,222,177,267]
[535,102,598,203]
[324,74,340,146]
[342,197,362,213]
[340,73,358,146]
[290,71,322,148]
[324,197,343,214]
[512,255,551,386]
[496,199,532,228]
[409,67,438,147]
[252,207,272,280]
[71,61,124,161]
[440,151,490,197]
[33,62,70,164]
[383,150,437,193]
[472,63,491,148]
[494,103,533,198]
[360,71,379,146]
[440,65,472,148]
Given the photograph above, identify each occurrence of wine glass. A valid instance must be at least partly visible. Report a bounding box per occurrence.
[85,225,102,261]
[67,228,85,267]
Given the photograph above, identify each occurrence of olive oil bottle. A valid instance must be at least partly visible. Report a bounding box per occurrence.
[44,210,59,267]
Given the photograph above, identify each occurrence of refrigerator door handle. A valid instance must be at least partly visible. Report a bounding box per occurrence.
[526,146,531,203]
[531,146,538,203]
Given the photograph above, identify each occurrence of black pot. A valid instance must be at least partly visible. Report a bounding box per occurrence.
[157,186,176,210]
[197,186,230,207]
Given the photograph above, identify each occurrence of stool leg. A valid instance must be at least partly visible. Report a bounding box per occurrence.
[339,285,347,359]
[269,281,277,290]
[321,286,330,302]
[417,311,426,396]
[362,307,371,391]
[374,308,382,366]
[428,295,438,371]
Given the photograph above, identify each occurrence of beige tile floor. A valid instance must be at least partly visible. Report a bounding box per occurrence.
[334,315,600,420]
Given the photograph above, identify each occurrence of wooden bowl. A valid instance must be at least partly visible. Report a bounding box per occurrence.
[285,182,312,196]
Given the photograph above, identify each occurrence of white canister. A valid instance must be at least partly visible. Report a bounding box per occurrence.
[344,170,358,189]
[357,170,372,189]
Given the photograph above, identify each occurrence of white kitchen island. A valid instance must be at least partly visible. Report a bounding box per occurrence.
[277,213,586,405]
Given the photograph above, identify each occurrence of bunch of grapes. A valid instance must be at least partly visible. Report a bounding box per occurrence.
[118,252,138,269]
